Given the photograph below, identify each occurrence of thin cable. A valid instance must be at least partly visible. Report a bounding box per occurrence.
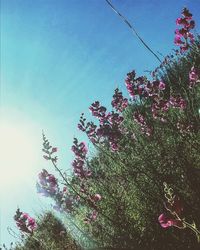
[105,0,162,63]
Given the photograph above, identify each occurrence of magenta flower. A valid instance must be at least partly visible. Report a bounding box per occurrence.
[133,112,153,136]
[158,213,184,229]
[158,81,166,90]
[91,210,98,220]
[52,147,58,153]
[188,32,194,43]
[71,138,92,178]
[37,169,58,196]
[14,209,37,234]
[93,194,102,202]
[27,218,37,230]
[169,96,186,110]
[174,8,195,52]
[180,44,189,53]
[174,35,184,45]
[22,213,29,219]
[111,88,128,112]
[189,66,199,86]
[176,17,188,26]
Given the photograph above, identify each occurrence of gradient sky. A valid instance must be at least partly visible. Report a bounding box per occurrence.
[1,0,200,246]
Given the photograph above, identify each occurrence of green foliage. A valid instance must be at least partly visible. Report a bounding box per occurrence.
[72,40,200,249]
[14,212,80,250]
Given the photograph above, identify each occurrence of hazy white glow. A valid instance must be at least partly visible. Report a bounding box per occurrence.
[0,120,38,195]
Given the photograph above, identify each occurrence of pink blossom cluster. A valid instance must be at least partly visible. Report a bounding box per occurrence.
[78,114,98,144]
[125,70,166,99]
[124,71,170,131]
[71,139,102,221]
[36,169,58,197]
[89,193,102,203]
[133,111,153,136]
[71,138,92,178]
[189,66,199,88]
[158,196,184,229]
[78,101,124,151]
[169,96,187,110]
[151,99,170,122]
[151,95,187,123]
[70,137,102,221]
[158,213,183,229]
[146,80,166,96]
[175,8,195,52]
[90,101,124,151]
[125,70,149,98]
[124,68,188,132]
[111,88,128,112]
[37,169,80,213]
[14,209,37,234]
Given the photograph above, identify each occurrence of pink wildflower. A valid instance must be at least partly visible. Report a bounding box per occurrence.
[174,8,195,52]
[189,66,199,82]
[174,35,184,45]
[52,147,58,153]
[158,81,166,90]
[93,194,102,202]
[158,213,184,229]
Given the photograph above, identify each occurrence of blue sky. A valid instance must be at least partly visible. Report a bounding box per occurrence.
[1,0,200,246]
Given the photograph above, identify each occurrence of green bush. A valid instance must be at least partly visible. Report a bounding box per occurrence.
[71,39,200,250]
[14,212,80,250]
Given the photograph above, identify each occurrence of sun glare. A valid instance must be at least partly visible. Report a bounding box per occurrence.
[0,120,39,194]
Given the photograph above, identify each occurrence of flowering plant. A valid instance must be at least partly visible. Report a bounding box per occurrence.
[14,209,37,235]
[159,182,200,242]
[175,8,195,52]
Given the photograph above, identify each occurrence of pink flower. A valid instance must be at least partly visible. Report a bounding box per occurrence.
[91,210,98,220]
[14,209,37,234]
[28,218,37,230]
[188,32,194,43]
[158,81,166,90]
[93,194,102,202]
[189,66,199,82]
[180,44,189,53]
[175,8,195,52]
[158,213,184,229]
[176,17,188,26]
[80,142,88,154]
[22,213,29,219]
[174,35,183,45]
[111,88,128,112]
[52,147,57,153]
